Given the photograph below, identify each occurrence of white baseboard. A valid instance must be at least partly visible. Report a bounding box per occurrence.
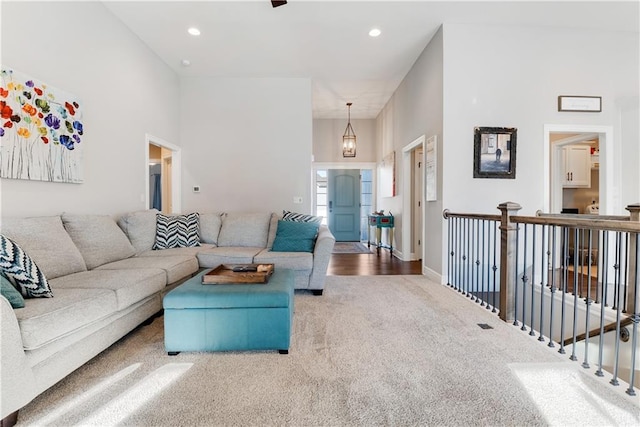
[423,266,442,283]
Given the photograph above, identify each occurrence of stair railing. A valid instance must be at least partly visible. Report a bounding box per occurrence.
[443,202,640,396]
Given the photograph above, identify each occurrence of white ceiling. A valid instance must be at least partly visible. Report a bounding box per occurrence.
[103,1,639,119]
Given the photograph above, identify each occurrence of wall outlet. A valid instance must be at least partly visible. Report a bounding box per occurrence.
[293,196,303,204]
[193,186,200,193]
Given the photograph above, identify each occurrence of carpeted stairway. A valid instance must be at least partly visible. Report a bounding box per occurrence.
[15,276,639,426]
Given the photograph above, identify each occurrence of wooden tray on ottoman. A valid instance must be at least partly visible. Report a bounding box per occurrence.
[202,264,274,285]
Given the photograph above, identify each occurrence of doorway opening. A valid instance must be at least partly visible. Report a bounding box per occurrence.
[145,134,181,214]
[313,163,376,242]
[402,135,425,262]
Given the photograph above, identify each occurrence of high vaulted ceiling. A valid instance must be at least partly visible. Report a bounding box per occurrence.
[103,1,639,119]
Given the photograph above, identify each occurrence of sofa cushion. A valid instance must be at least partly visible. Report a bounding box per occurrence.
[0,235,53,298]
[1,272,25,308]
[200,212,223,245]
[196,247,263,268]
[117,209,159,254]
[153,213,201,250]
[51,269,166,311]
[15,287,117,350]
[217,212,272,248]
[254,249,313,271]
[0,215,86,279]
[62,214,136,270]
[282,210,323,224]
[138,244,216,258]
[271,220,319,253]
[266,213,279,250]
[96,255,198,284]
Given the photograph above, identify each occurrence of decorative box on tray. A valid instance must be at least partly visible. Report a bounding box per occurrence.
[202,264,274,284]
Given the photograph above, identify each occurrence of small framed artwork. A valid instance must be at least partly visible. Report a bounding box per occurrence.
[557,96,601,112]
[473,127,517,179]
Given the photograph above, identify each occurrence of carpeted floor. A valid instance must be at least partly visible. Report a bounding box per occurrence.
[16,276,639,426]
[332,242,373,254]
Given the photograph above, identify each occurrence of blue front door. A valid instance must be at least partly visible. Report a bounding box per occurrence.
[327,169,361,242]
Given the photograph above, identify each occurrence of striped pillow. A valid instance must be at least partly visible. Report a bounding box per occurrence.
[153,213,201,250]
[282,210,323,224]
[0,234,53,298]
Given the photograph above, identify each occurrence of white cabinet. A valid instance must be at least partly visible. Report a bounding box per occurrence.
[562,145,591,188]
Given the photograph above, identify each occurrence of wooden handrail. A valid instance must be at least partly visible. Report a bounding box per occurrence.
[512,215,639,233]
[562,316,634,347]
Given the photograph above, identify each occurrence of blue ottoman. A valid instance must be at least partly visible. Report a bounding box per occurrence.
[163,268,294,354]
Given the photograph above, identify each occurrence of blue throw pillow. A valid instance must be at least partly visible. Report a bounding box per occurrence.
[0,272,25,308]
[0,234,53,298]
[271,220,320,253]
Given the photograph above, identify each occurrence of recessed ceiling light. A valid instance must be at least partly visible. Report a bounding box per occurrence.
[187,27,201,36]
[181,59,191,67]
[369,28,381,37]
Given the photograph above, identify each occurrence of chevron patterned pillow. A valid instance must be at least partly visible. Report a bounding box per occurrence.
[153,213,201,250]
[282,210,323,224]
[0,234,53,298]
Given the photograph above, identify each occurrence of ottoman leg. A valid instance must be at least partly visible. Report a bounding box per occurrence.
[168,351,180,356]
[278,349,289,355]
[311,289,323,296]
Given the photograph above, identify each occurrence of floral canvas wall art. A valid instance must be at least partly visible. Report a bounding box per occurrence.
[0,68,84,183]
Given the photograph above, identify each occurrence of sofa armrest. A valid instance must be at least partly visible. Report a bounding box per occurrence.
[0,296,37,418]
[308,225,336,292]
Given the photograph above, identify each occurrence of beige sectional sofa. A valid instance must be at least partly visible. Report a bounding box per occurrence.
[0,210,335,423]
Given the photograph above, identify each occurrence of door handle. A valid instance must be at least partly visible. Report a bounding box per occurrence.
[329,201,332,212]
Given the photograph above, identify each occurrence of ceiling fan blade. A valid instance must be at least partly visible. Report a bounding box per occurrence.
[271,0,287,8]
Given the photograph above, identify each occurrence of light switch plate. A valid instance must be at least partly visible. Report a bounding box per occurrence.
[293,196,303,204]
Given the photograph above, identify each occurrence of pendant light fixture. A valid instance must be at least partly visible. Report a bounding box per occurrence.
[342,102,356,158]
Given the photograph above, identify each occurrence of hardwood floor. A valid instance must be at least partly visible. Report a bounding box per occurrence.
[327,250,423,275]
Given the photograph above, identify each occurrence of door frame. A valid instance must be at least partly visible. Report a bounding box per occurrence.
[544,124,614,215]
[312,162,377,213]
[145,133,181,213]
[402,135,425,263]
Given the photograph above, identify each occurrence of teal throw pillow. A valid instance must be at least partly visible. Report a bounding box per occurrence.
[271,220,320,253]
[1,272,25,309]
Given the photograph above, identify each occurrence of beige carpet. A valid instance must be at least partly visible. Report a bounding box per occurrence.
[16,276,639,426]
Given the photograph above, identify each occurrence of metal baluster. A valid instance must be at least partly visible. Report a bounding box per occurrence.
[626,231,639,396]
[582,229,593,369]
[446,214,451,287]
[559,226,569,355]
[492,220,498,313]
[610,231,623,386]
[481,219,487,307]
[548,225,557,348]
[475,218,481,303]
[623,233,629,313]
[465,218,471,297]
[530,224,537,336]
[570,227,580,361]
[596,231,609,377]
[454,217,459,291]
[514,225,520,327]
[538,224,547,342]
[521,224,529,331]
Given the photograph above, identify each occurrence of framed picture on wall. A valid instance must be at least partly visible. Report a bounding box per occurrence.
[473,127,517,179]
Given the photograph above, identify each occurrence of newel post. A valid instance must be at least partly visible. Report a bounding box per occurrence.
[498,202,522,323]
[626,203,640,315]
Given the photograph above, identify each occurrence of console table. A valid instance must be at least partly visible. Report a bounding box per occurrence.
[367,214,394,255]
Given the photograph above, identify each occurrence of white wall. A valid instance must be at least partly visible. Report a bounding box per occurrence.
[313,119,376,163]
[0,1,179,217]
[440,23,638,278]
[375,27,444,273]
[180,77,312,214]
[442,24,639,217]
